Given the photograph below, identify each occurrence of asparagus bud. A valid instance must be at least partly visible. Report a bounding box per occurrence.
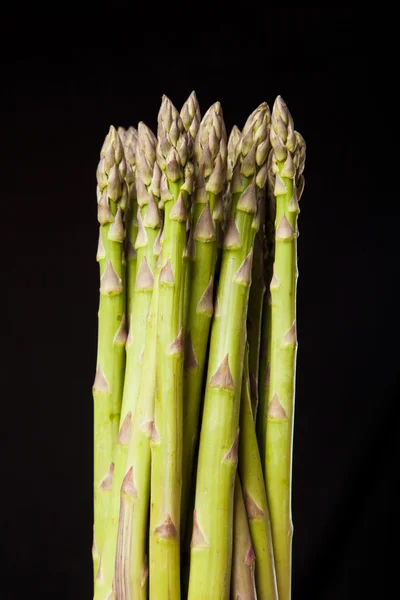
[180,90,201,143]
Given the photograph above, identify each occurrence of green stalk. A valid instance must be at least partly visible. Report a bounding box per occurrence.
[95,124,161,599]
[246,187,267,421]
[182,102,227,535]
[231,474,257,600]
[187,103,271,600]
[256,150,276,468]
[180,91,200,347]
[264,96,306,600]
[114,122,162,599]
[116,223,162,599]
[92,126,128,581]
[149,96,193,600]
[239,343,278,599]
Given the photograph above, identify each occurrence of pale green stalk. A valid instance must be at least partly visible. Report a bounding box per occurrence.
[95,124,161,599]
[180,91,200,352]
[239,343,278,599]
[116,225,162,599]
[92,126,128,581]
[181,102,227,593]
[231,474,257,600]
[149,96,193,600]
[187,103,271,600]
[246,185,267,421]
[182,102,227,534]
[114,122,163,599]
[264,96,306,600]
[256,149,276,473]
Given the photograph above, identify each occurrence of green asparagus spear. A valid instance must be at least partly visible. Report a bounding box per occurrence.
[149,96,193,600]
[187,102,271,600]
[95,124,161,599]
[231,474,257,600]
[180,90,201,368]
[256,149,276,473]
[114,122,163,599]
[264,96,305,600]
[239,343,278,599]
[246,183,267,421]
[181,101,227,533]
[92,126,128,581]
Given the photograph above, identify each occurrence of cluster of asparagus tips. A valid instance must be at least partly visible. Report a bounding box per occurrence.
[91,92,306,600]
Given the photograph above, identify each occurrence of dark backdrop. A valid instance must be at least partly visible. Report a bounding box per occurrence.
[2,5,390,599]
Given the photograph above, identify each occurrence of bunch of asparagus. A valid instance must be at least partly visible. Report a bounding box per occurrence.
[92,91,306,600]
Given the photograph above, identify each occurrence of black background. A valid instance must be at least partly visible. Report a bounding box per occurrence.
[2,5,391,599]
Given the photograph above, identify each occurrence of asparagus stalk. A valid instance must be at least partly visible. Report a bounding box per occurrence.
[95,124,161,599]
[256,150,276,472]
[231,474,257,600]
[119,127,138,319]
[180,91,200,354]
[92,126,128,580]
[239,343,278,599]
[114,123,163,599]
[181,102,227,533]
[264,96,305,600]
[246,183,267,421]
[149,96,193,600]
[187,102,271,600]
